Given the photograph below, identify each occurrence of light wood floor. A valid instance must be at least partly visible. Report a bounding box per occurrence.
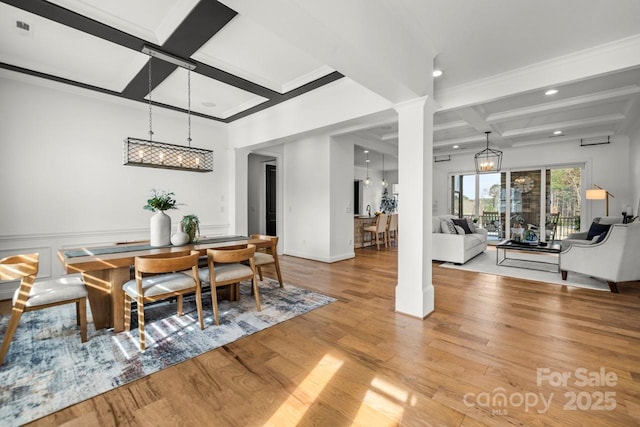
[10,247,640,426]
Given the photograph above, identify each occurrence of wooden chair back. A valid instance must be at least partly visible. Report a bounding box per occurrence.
[250,234,279,252]
[0,253,39,281]
[208,244,256,265]
[134,250,199,276]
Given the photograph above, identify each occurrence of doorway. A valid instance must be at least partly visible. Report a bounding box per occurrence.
[266,164,276,235]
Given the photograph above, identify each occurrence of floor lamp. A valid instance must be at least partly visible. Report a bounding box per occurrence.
[586,184,614,216]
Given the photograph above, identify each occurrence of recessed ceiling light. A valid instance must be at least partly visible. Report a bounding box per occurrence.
[202,101,216,107]
[545,89,559,96]
[452,145,459,149]
[433,69,443,78]
[553,130,563,135]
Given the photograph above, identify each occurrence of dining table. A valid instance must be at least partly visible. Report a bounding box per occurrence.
[57,235,268,333]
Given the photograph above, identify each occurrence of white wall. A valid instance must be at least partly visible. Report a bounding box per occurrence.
[283,135,331,261]
[432,136,632,228]
[0,71,229,296]
[329,138,355,261]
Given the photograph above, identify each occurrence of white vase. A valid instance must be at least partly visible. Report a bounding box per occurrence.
[150,211,171,247]
[171,224,190,246]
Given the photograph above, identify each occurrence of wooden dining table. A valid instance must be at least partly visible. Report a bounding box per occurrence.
[57,236,268,333]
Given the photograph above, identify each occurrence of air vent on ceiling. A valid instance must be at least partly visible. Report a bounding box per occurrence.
[16,21,30,31]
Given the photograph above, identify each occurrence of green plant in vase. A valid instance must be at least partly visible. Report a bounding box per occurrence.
[143,190,179,212]
[181,214,200,243]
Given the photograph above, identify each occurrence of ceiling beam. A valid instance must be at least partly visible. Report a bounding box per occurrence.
[486,85,640,122]
[502,114,625,137]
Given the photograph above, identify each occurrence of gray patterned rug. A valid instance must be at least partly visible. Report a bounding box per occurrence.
[0,279,335,426]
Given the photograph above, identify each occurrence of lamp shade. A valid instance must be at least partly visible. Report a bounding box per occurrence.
[586,189,607,200]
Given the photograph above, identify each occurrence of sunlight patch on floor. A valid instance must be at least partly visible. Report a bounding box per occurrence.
[264,353,343,426]
[352,377,414,425]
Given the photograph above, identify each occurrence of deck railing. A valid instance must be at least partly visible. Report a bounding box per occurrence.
[460,214,580,242]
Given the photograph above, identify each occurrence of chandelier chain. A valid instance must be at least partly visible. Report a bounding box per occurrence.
[187,69,192,146]
[148,56,153,141]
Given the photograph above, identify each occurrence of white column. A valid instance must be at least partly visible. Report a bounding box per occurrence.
[394,96,437,318]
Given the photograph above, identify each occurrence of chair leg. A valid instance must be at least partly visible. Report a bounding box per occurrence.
[252,275,261,312]
[124,294,132,331]
[211,286,220,326]
[177,295,184,316]
[0,307,24,365]
[607,281,619,293]
[195,287,204,330]
[257,266,264,281]
[77,298,87,343]
[137,297,146,351]
[274,258,284,287]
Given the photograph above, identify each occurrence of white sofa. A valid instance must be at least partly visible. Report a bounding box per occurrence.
[432,215,488,264]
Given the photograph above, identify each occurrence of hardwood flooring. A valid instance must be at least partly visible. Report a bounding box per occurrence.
[9,247,640,426]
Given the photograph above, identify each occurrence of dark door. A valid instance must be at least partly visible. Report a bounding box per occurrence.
[266,164,276,235]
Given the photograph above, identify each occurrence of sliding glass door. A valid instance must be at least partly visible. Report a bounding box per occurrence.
[450,166,582,242]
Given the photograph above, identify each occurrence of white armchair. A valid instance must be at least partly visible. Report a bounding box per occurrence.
[560,223,640,293]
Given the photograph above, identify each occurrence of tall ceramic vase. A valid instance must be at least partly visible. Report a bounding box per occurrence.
[150,210,171,247]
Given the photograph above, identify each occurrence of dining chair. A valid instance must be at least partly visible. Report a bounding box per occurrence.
[363,213,388,249]
[201,244,260,325]
[123,250,203,351]
[0,253,88,365]
[249,234,283,287]
[386,213,398,246]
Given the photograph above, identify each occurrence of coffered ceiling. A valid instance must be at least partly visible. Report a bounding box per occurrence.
[0,0,341,122]
[2,0,640,161]
[352,65,640,167]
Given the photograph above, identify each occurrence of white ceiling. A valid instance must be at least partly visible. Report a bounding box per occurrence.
[1,0,640,163]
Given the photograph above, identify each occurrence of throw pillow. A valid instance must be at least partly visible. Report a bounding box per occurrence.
[452,218,473,234]
[440,219,457,234]
[586,222,611,241]
[454,225,465,235]
[595,231,609,243]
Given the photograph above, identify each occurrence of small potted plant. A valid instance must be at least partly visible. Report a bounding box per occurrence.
[143,190,179,247]
[181,214,200,243]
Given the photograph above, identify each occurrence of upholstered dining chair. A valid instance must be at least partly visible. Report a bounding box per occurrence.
[0,253,88,365]
[249,234,283,287]
[386,213,398,246]
[123,250,203,351]
[201,245,260,325]
[363,213,388,250]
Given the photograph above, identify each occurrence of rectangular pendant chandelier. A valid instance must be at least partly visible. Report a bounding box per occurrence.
[474,131,502,174]
[123,138,213,173]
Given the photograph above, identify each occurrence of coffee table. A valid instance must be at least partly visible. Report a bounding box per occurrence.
[496,240,562,272]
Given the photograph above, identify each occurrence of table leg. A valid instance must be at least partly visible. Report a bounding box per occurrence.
[82,267,130,332]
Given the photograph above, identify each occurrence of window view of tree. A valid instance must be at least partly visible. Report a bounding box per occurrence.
[549,167,582,234]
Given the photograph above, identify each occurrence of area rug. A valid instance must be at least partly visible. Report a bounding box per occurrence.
[440,246,610,291]
[0,279,336,426]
